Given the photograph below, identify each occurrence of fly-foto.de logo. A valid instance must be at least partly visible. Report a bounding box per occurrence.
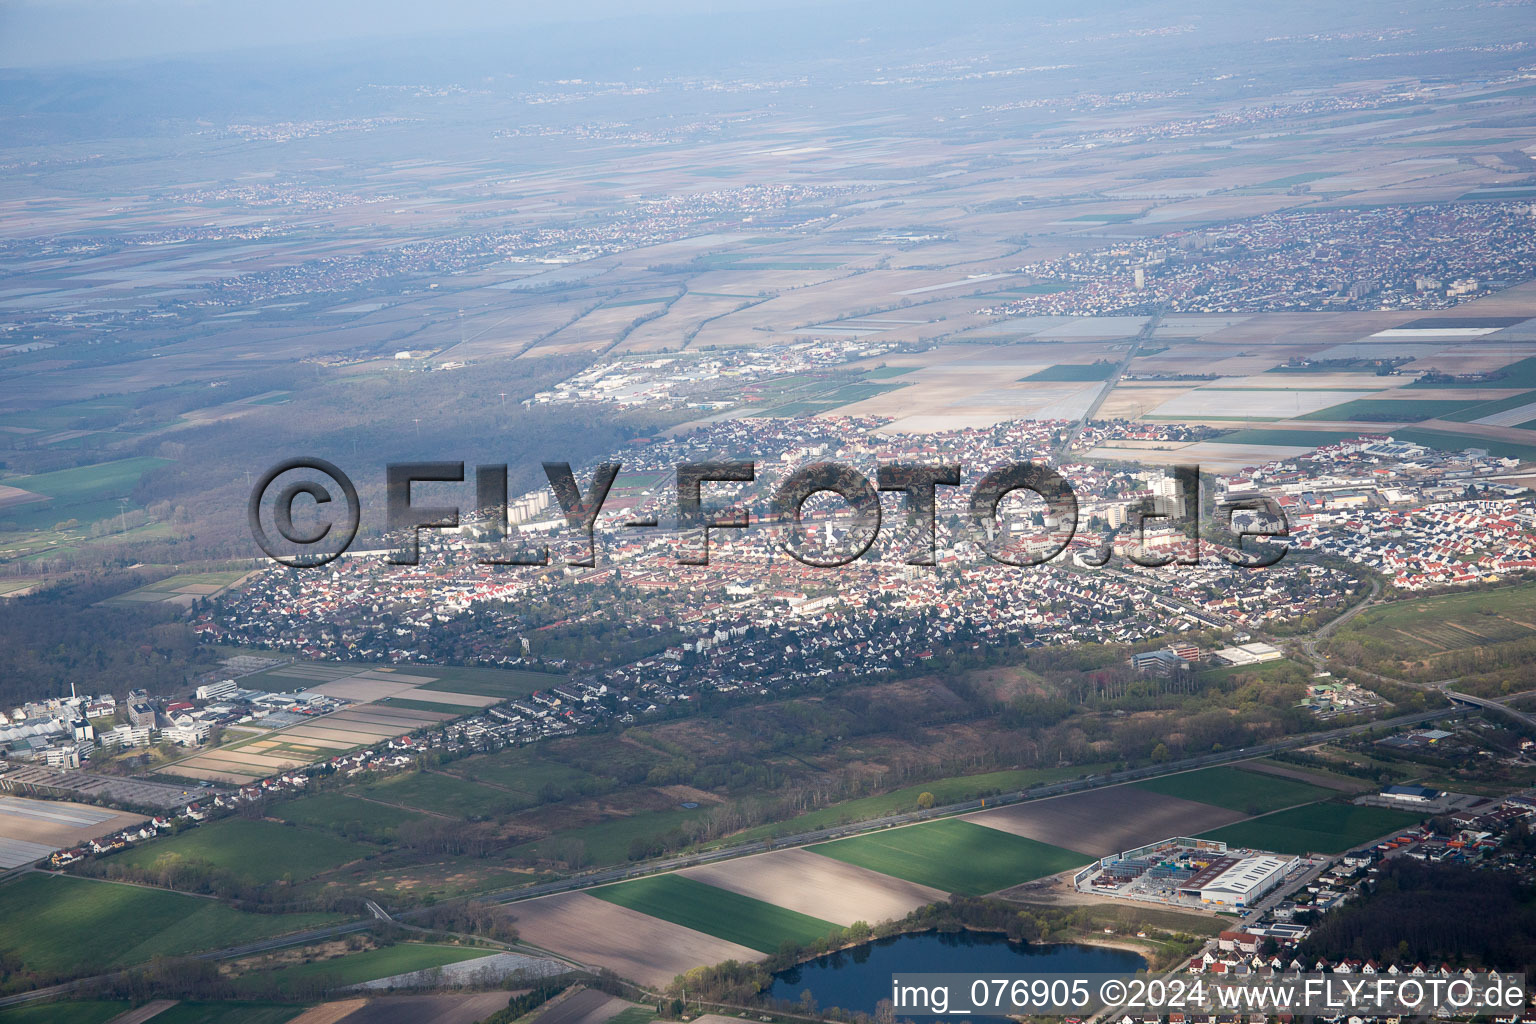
[248,458,1288,570]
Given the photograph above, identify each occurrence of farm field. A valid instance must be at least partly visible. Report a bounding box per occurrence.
[504,891,760,987]
[724,763,1117,844]
[98,569,251,607]
[148,1003,309,1024]
[1131,766,1333,815]
[590,873,840,953]
[0,457,169,533]
[808,818,1088,895]
[1022,362,1116,381]
[238,942,496,992]
[161,662,471,783]
[357,771,522,818]
[274,792,429,837]
[965,784,1245,856]
[0,795,143,869]
[0,1002,130,1024]
[510,805,715,866]
[1298,397,1479,421]
[680,847,945,926]
[0,874,339,975]
[1198,802,1427,855]
[1327,583,1536,657]
[111,818,373,884]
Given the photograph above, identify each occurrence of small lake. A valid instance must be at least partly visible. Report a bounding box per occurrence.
[769,930,1145,1022]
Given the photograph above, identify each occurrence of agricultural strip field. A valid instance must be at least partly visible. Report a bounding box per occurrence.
[1298,398,1479,422]
[808,819,1088,895]
[964,784,1245,856]
[141,1003,308,1024]
[0,874,339,975]
[0,796,143,868]
[1022,363,1116,381]
[1198,802,1427,855]
[0,456,169,532]
[724,763,1118,845]
[504,891,760,987]
[0,1002,131,1024]
[111,818,373,884]
[1131,765,1333,815]
[237,942,496,992]
[680,847,946,926]
[1327,584,1536,657]
[590,873,841,953]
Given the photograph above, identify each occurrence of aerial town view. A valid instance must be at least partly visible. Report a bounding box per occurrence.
[6,0,1536,1022]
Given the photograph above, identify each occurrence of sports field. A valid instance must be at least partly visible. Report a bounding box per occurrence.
[591,873,840,953]
[0,874,338,975]
[808,818,1087,895]
[1131,766,1332,815]
[111,818,371,884]
[1198,802,1426,855]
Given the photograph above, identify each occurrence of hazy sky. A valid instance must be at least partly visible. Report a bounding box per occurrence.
[0,0,839,67]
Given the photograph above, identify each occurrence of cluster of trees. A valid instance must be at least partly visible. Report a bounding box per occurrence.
[0,571,218,705]
[475,981,572,1024]
[1302,858,1536,976]
[418,900,520,944]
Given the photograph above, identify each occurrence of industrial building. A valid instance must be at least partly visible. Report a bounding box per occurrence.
[1180,853,1299,907]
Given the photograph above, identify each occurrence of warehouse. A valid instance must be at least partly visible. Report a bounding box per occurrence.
[1180,854,1298,908]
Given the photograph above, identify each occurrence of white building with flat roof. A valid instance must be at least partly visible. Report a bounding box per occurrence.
[1184,854,1298,908]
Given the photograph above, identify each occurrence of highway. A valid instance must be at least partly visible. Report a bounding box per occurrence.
[0,701,1468,1010]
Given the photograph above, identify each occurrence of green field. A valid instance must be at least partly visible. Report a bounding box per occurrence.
[149,1003,309,1024]
[0,874,339,975]
[1064,212,1142,223]
[112,818,372,883]
[1440,391,1536,423]
[1198,802,1426,855]
[1330,584,1536,656]
[1022,363,1116,382]
[99,569,251,606]
[1251,171,1337,188]
[274,792,429,836]
[1299,398,1477,422]
[414,665,565,698]
[359,770,521,818]
[728,764,1115,844]
[377,696,485,715]
[0,1002,130,1024]
[591,874,839,953]
[447,748,599,795]
[1391,428,1536,462]
[240,942,495,992]
[1132,766,1331,815]
[512,805,715,865]
[1215,428,1365,448]
[604,1006,660,1024]
[1408,356,1536,389]
[0,456,170,531]
[809,819,1087,895]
